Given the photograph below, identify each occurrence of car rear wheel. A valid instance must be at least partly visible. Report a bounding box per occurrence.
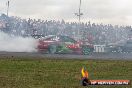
[48,45,57,54]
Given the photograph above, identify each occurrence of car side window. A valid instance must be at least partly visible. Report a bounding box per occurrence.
[60,36,76,43]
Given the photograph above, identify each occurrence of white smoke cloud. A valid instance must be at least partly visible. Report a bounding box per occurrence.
[0,31,38,52]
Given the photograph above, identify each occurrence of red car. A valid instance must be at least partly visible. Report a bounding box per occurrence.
[37,35,94,55]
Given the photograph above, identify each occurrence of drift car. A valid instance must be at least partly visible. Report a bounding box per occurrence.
[37,35,94,55]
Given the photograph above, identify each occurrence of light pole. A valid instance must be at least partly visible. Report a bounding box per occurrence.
[75,0,83,23]
[7,0,10,16]
[75,0,83,40]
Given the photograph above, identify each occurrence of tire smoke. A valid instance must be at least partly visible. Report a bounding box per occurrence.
[0,31,38,52]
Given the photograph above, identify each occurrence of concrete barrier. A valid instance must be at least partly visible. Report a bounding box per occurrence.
[94,45,106,53]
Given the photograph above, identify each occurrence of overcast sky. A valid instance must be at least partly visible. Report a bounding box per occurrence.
[0,0,132,25]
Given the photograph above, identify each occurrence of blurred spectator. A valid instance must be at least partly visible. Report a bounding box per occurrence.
[0,13,132,44]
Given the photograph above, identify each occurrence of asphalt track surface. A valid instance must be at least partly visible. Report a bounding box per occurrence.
[0,52,132,60]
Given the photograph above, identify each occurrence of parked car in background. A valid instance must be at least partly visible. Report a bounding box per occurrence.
[106,39,132,53]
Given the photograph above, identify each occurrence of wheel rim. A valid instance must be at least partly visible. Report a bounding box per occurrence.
[82,46,90,55]
[49,45,57,54]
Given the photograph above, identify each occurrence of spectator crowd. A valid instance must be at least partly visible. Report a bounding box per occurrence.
[0,13,132,45]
